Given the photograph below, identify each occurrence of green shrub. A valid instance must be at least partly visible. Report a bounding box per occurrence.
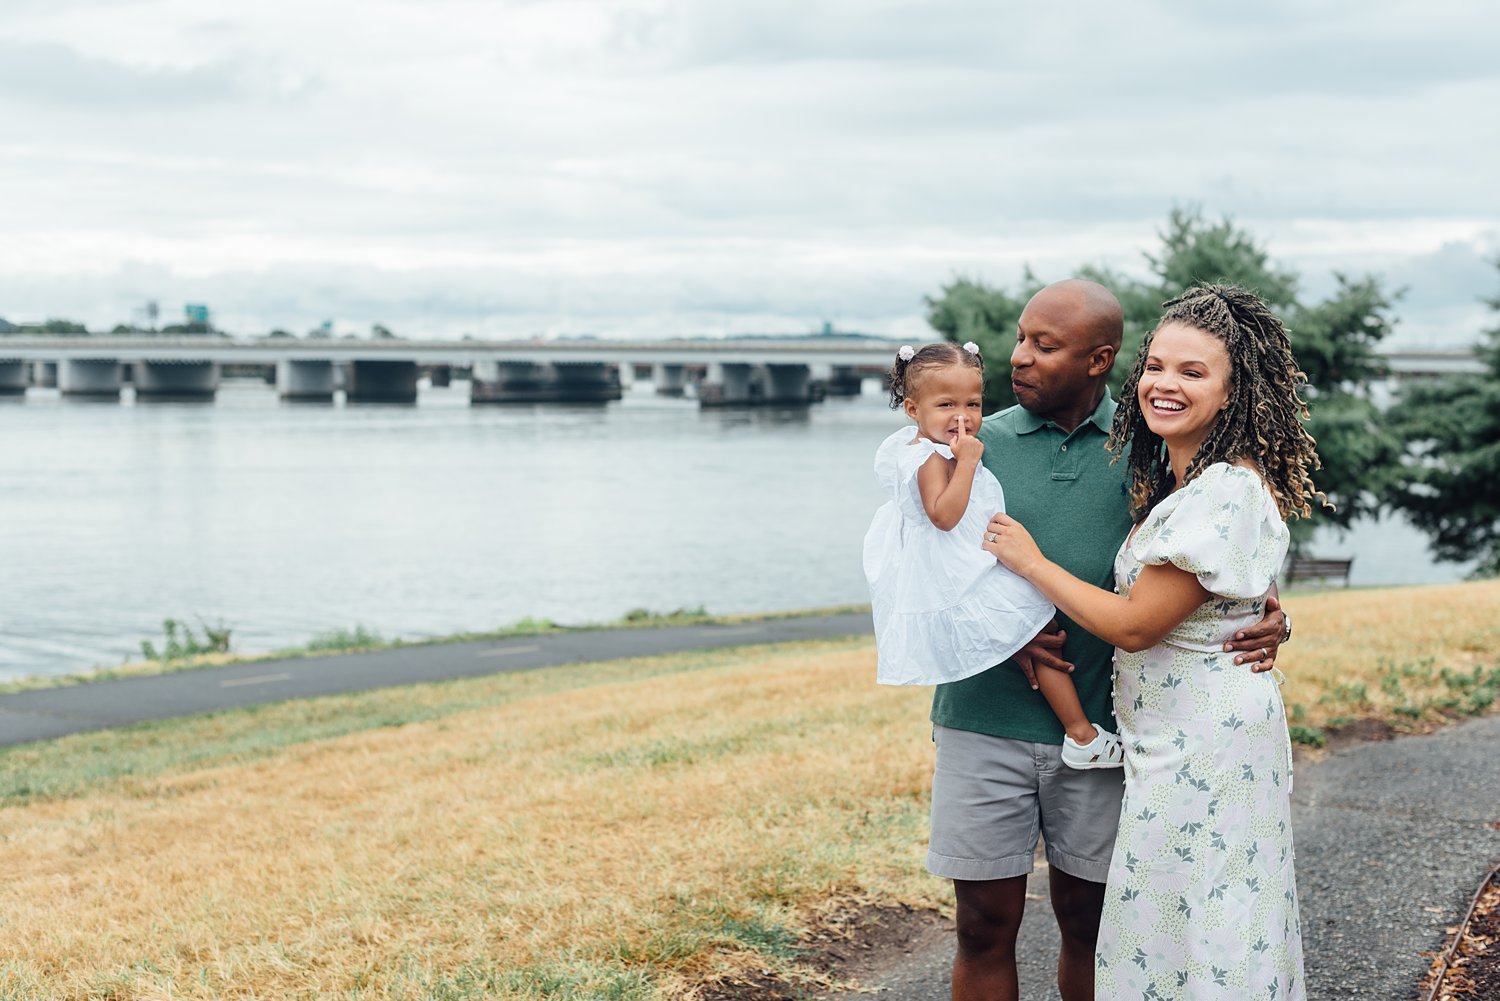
[139,618,232,662]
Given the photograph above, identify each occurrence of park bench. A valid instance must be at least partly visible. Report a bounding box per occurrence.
[1283,555,1354,588]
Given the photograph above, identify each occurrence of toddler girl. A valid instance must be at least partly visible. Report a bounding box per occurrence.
[862,341,1122,769]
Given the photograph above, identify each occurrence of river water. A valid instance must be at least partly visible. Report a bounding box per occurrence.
[0,379,1471,682]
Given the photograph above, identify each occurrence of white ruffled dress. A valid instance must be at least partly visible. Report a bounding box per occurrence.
[863,426,1055,686]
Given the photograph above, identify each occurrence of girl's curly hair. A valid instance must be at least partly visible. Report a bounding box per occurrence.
[1106,283,1330,522]
[888,341,983,409]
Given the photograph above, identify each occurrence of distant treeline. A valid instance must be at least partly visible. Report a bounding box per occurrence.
[0,318,219,337]
[0,319,888,343]
[0,320,409,340]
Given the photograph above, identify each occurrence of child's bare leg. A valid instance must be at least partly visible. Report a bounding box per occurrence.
[1035,667,1098,747]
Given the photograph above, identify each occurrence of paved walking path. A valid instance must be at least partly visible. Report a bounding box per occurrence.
[830,712,1500,1000]
[0,612,873,747]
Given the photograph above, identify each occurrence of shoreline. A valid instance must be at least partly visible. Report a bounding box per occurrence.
[0,577,1446,695]
[0,603,873,696]
[3,577,1494,751]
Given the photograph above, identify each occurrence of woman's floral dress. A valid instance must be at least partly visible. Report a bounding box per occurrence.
[1095,463,1305,1001]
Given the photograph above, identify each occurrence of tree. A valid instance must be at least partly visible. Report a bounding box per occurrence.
[28,318,90,335]
[1146,207,1299,310]
[1385,261,1500,576]
[1,318,89,335]
[924,272,1039,411]
[1286,274,1404,531]
[923,208,1400,543]
[160,321,215,335]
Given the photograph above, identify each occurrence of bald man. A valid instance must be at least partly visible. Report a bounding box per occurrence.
[926,280,1288,1001]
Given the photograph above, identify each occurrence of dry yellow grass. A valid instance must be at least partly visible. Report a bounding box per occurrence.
[0,639,941,1000]
[0,580,1494,999]
[1279,578,1500,735]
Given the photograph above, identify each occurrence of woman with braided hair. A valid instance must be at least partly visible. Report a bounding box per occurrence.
[984,283,1325,999]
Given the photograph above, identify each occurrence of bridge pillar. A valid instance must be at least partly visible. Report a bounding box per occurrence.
[0,360,27,396]
[30,361,58,388]
[823,364,863,397]
[470,361,543,403]
[59,359,123,398]
[552,361,622,401]
[471,361,621,403]
[428,365,452,388]
[346,360,418,403]
[276,360,336,401]
[653,363,687,396]
[766,363,816,404]
[698,362,756,407]
[132,361,219,401]
[699,362,820,407]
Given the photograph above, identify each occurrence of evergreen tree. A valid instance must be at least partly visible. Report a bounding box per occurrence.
[1146,207,1299,309]
[1386,261,1500,576]
[1285,275,1404,531]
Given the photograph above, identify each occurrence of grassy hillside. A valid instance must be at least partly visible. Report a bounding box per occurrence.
[0,579,1494,999]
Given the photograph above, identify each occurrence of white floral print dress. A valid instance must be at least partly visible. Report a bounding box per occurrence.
[1096,463,1304,1001]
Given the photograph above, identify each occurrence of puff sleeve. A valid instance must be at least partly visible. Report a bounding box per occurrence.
[872,427,951,522]
[1129,463,1289,600]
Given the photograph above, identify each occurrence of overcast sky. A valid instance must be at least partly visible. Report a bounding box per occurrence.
[1,0,1496,345]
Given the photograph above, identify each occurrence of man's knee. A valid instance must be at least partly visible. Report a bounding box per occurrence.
[953,878,1026,956]
[1049,869,1106,946]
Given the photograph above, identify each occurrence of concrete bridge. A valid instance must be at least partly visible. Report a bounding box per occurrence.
[1379,349,1487,378]
[0,338,1480,406]
[0,336,899,405]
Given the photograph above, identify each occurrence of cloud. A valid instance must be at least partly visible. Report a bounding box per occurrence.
[0,1,1494,350]
[0,39,254,107]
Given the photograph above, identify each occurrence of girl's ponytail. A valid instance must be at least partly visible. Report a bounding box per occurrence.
[889,341,983,410]
[888,344,917,409]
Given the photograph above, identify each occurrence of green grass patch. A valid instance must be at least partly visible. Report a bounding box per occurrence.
[1288,724,1326,748]
[1297,653,1500,735]
[396,958,658,1001]
[302,624,387,652]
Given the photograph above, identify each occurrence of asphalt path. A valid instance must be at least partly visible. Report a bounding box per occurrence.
[830,712,1500,1001]
[0,611,874,748]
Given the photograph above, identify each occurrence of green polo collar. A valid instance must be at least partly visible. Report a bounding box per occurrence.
[1014,390,1117,436]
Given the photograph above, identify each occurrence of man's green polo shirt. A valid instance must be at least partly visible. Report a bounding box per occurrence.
[930,392,1133,744]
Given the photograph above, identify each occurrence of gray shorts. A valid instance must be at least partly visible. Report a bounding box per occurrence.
[927,724,1124,883]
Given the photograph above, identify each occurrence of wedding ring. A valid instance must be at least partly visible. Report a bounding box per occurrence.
[986,532,997,543]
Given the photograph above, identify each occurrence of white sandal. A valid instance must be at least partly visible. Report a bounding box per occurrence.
[1061,725,1125,770]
